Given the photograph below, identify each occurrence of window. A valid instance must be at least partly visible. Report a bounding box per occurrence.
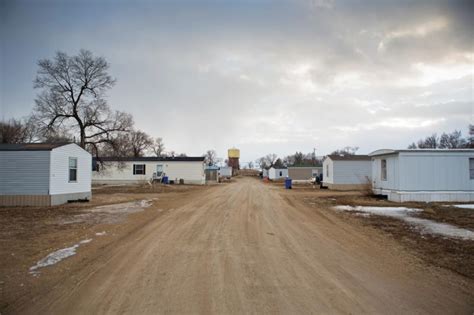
[326,165,329,177]
[69,157,77,182]
[133,164,146,175]
[279,171,282,176]
[470,158,474,180]
[381,159,387,181]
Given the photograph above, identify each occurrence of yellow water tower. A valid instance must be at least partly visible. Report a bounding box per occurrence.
[227,148,240,171]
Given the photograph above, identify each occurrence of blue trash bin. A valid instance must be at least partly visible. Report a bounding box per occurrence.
[162,176,169,184]
[285,178,292,189]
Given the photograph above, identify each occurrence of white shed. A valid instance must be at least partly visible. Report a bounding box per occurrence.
[0,143,92,206]
[369,149,474,202]
[268,167,288,180]
[93,156,206,185]
[218,166,232,178]
[322,155,372,190]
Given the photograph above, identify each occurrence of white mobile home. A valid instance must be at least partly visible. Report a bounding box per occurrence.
[268,167,288,180]
[369,149,474,202]
[322,155,371,190]
[0,143,92,206]
[93,156,206,185]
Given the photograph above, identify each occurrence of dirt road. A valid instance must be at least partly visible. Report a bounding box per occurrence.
[16,177,474,314]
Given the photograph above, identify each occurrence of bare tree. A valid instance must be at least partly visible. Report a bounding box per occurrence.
[439,130,467,149]
[128,130,153,157]
[151,137,166,157]
[330,146,359,156]
[0,117,41,143]
[248,161,254,169]
[204,149,217,166]
[32,50,133,156]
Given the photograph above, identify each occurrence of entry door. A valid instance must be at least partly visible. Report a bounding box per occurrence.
[156,165,163,177]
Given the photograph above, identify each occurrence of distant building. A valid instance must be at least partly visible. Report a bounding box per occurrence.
[218,166,233,178]
[93,156,206,185]
[227,148,240,173]
[288,166,323,182]
[322,155,372,190]
[0,143,91,206]
[268,167,288,180]
[369,149,474,202]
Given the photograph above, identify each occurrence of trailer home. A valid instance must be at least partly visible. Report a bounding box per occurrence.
[369,149,474,202]
[268,167,288,180]
[288,166,322,183]
[322,155,371,190]
[93,156,206,185]
[0,143,92,206]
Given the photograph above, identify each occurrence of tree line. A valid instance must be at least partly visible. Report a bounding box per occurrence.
[407,128,473,149]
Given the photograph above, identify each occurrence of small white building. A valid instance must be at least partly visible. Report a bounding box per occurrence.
[369,149,474,202]
[93,156,206,185]
[218,166,232,178]
[268,167,288,180]
[322,155,372,190]
[0,143,92,206]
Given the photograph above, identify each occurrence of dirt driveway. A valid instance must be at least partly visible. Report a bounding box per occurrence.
[9,177,474,314]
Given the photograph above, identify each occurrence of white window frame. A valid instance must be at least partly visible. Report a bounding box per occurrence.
[470,158,474,180]
[133,164,146,175]
[69,157,78,182]
[381,159,387,181]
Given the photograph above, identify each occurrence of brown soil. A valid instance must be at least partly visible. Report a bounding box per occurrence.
[1,178,473,314]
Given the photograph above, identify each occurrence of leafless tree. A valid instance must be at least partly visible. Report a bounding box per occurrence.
[0,118,37,143]
[128,130,153,157]
[330,146,359,156]
[151,137,166,157]
[32,50,133,156]
[203,149,217,166]
[439,130,467,149]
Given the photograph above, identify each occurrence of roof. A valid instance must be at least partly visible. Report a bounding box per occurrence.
[326,154,371,161]
[96,156,205,162]
[369,149,474,157]
[0,143,71,151]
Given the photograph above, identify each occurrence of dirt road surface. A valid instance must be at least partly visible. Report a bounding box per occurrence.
[15,177,474,314]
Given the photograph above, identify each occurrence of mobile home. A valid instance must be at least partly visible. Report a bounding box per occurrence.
[288,166,322,182]
[322,155,371,190]
[369,149,474,202]
[0,143,92,206]
[268,167,288,180]
[93,156,206,185]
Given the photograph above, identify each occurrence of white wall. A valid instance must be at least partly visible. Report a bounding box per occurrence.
[322,158,334,184]
[49,144,92,195]
[372,151,474,192]
[219,166,232,177]
[93,160,205,184]
[333,160,371,184]
[0,151,50,195]
[372,154,399,190]
[268,168,288,180]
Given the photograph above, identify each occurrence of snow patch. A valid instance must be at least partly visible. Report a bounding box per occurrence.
[30,239,93,273]
[334,205,474,240]
[95,231,107,236]
[450,204,474,209]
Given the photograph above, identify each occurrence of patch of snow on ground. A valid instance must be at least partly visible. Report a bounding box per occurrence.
[87,200,152,214]
[30,239,93,273]
[95,231,107,236]
[451,204,474,209]
[334,205,474,240]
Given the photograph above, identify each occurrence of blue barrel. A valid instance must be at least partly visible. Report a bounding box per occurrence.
[162,176,169,184]
[285,178,292,189]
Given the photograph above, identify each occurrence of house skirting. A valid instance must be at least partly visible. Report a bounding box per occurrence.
[93,179,205,185]
[0,192,91,207]
[372,189,474,202]
[324,183,369,191]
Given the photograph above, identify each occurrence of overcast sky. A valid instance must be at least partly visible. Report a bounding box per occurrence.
[1,0,473,164]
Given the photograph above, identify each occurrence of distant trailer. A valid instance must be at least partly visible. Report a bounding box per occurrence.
[0,143,92,206]
[268,167,288,180]
[322,155,371,190]
[369,149,474,202]
[288,166,322,183]
[93,156,206,185]
[218,166,232,178]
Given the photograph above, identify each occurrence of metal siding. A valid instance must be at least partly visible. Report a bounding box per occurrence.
[0,151,50,195]
[372,155,399,190]
[93,161,205,184]
[399,152,474,191]
[332,160,371,185]
[322,158,334,184]
[49,144,92,195]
